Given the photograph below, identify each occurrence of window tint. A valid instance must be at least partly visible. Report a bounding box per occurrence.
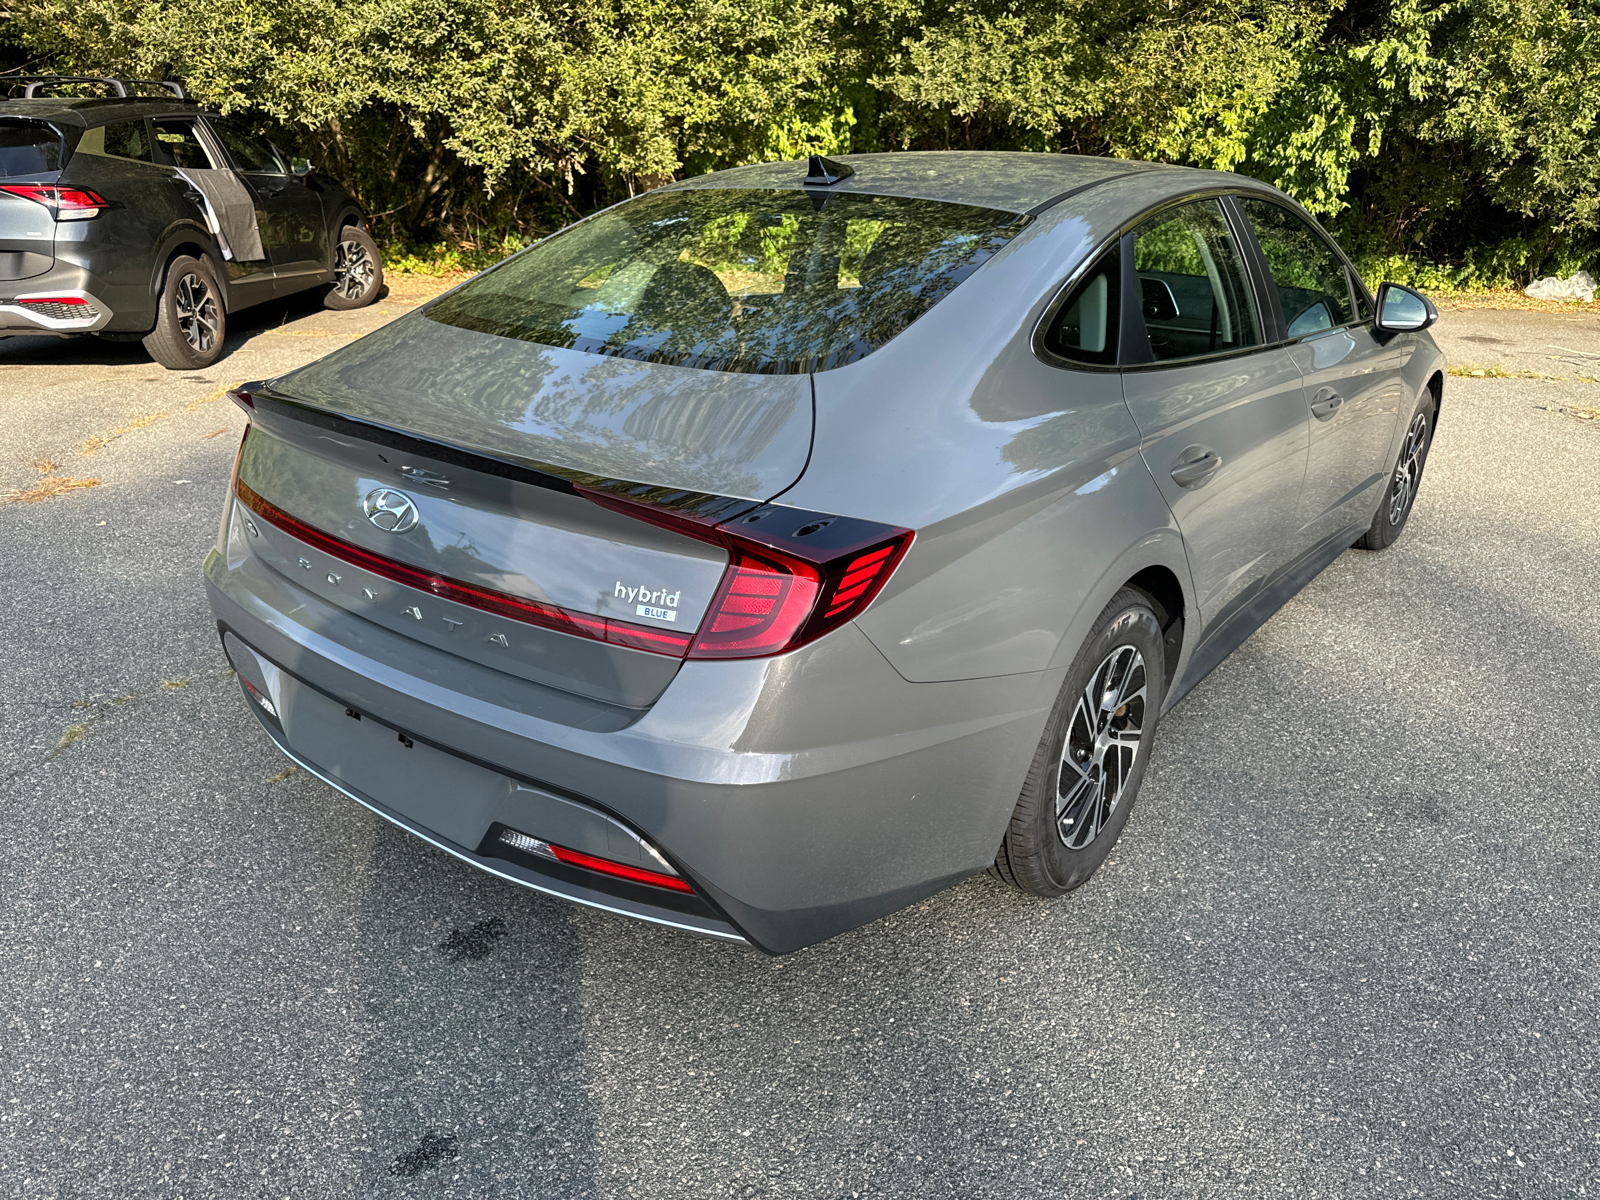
[427,188,1027,374]
[1131,199,1261,362]
[1042,245,1120,366]
[1240,199,1355,337]
[209,119,285,174]
[0,121,63,176]
[150,118,217,170]
[103,120,154,163]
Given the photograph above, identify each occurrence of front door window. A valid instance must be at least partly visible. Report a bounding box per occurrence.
[1238,199,1357,338]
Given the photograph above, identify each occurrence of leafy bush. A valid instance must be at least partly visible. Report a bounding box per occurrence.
[4,0,1596,281]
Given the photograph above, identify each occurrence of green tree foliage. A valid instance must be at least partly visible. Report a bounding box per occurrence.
[4,0,1596,281]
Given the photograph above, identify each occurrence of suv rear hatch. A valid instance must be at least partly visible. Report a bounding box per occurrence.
[0,119,66,280]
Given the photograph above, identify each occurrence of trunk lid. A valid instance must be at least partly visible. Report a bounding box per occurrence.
[240,319,812,708]
[0,120,64,281]
[270,310,814,500]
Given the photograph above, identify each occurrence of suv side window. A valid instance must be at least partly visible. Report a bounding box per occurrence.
[150,117,219,170]
[209,119,286,175]
[107,120,153,162]
[1131,199,1261,362]
[1042,244,1121,367]
[77,120,154,163]
[1239,198,1355,337]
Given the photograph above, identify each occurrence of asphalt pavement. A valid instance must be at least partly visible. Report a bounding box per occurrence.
[2,292,1598,1198]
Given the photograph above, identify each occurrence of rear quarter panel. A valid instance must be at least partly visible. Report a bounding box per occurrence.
[785,175,1204,687]
[56,152,193,328]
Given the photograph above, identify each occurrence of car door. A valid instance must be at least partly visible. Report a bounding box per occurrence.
[1236,197,1409,549]
[1119,196,1311,629]
[205,116,328,294]
[148,114,274,302]
[72,118,264,302]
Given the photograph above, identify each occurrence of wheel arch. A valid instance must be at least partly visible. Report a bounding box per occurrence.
[149,231,228,307]
[1044,523,1198,697]
[1124,564,1187,693]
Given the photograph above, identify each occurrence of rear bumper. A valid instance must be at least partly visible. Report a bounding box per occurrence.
[227,639,746,942]
[204,519,1060,953]
[0,277,113,334]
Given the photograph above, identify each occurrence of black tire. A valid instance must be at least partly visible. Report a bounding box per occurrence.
[991,588,1165,896]
[324,225,383,310]
[142,255,225,370]
[1356,393,1435,551]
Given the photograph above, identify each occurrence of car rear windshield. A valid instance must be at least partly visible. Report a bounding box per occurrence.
[425,188,1027,374]
[0,120,64,177]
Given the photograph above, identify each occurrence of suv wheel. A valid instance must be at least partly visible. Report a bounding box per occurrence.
[990,587,1165,896]
[324,225,383,310]
[143,255,225,370]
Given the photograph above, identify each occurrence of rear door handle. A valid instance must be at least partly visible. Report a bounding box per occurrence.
[1310,388,1343,421]
[1170,446,1222,489]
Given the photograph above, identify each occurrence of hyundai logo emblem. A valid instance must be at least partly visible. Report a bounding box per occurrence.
[363,487,420,534]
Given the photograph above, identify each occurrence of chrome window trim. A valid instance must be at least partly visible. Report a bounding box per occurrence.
[1030,243,1123,373]
[1032,184,1297,374]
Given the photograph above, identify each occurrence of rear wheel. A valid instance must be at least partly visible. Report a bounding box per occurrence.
[991,588,1165,896]
[1356,397,1434,551]
[142,255,225,370]
[324,225,383,310]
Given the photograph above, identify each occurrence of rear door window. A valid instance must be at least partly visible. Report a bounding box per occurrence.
[1238,198,1356,337]
[425,187,1027,373]
[208,118,286,175]
[0,121,64,177]
[149,118,219,170]
[1130,199,1261,363]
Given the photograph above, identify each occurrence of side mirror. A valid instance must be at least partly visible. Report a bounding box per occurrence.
[291,157,313,177]
[1374,282,1437,335]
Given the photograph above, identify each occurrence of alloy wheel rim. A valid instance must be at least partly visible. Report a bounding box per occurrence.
[1056,644,1147,850]
[175,273,218,352]
[334,237,375,300]
[1388,411,1429,526]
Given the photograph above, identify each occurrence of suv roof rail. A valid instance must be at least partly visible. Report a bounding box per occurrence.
[5,75,188,101]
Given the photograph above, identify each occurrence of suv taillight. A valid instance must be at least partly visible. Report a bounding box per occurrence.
[580,487,913,660]
[0,184,108,220]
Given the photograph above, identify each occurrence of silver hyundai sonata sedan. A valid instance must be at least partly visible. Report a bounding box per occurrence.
[204,151,1445,953]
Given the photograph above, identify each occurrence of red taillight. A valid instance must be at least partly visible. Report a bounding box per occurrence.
[234,475,692,656]
[0,184,108,220]
[228,388,255,414]
[579,485,914,660]
[18,296,87,306]
[691,546,821,658]
[548,844,695,893]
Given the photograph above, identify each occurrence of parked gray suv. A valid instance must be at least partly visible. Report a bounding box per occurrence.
[205,152,1444,953]
[0,77,383,369]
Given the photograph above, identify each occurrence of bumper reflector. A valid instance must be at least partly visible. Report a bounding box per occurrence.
[497,827,693,893]
[240,675,278,718]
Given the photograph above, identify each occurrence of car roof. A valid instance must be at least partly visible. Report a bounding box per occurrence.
[0,96,206,128]
[665,151,1194,215]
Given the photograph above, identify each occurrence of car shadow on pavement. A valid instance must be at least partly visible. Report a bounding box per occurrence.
[7,363,1600,1197]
